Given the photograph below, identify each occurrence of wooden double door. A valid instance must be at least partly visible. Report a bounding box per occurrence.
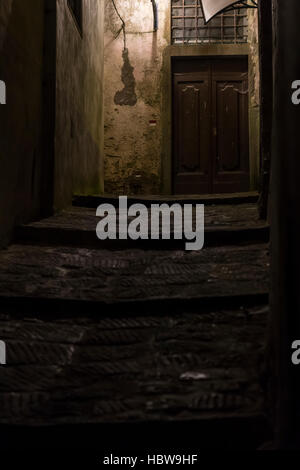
[173,57,250,194]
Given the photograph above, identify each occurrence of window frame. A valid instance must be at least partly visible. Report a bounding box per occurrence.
[171,0,248,45]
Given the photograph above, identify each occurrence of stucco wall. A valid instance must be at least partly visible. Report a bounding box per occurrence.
[55,0,105,210]
[104,0,169,195]
[104,1,260,195]
[0,0,45,246]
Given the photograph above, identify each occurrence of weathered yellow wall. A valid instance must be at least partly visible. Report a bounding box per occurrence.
[55,0,105,210]
[104,1,260,195]
[104,0,169,195]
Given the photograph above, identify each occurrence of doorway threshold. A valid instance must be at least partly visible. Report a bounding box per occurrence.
[73,191,259,209]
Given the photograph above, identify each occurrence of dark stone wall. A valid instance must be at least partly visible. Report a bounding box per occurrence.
[270,0,300,447]
[0,0,45,246]
[0,0,105,244]
[54,0,104,211]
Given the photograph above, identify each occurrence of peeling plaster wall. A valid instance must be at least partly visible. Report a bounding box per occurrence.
[0,0,44,245]
[248,9,260,108]
[104,0,169,195]
[55,0,104,210]
[105,2,260,195]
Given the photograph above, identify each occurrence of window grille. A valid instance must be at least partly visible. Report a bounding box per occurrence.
[171,0,248,44]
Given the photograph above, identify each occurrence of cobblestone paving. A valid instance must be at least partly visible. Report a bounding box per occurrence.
[15,204,269,250]
[17,203,267,232]
[0,244,269,303]
[0,305,267,426]
[0,201,271,448]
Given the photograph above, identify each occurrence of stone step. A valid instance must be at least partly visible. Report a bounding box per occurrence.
[0,243,269,312]
[73,191,259,208]
[14,204,269,250]
[0,304,271,449]
[2,202,270,447]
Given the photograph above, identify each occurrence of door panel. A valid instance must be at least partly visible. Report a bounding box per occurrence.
[212,72,249,193]
[172,58,249,194]
[216,81,240,171]
[173,73,211,194]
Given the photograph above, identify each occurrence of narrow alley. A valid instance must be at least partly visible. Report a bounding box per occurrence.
[4,0,300,453]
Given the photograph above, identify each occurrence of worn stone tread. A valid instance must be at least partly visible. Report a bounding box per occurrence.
[0,202,270,447]
[73,191,259,207]
[0,305,267,426]
[0,243,269,305]
[14,203,269,249]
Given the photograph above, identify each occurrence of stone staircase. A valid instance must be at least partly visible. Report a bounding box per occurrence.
[0,194,271,450]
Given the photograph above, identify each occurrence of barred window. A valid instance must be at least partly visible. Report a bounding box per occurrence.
[67,0,83,34]
[171,0,248,44]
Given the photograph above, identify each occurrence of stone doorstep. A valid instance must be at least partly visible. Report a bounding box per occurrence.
[73,191,259,208]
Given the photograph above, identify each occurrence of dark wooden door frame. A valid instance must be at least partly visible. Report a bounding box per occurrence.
[161,45,252,195]
[172,56,250,195]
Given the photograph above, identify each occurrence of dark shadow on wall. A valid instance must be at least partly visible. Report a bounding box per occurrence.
[114,48,137,106]
[0,0,45,246]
